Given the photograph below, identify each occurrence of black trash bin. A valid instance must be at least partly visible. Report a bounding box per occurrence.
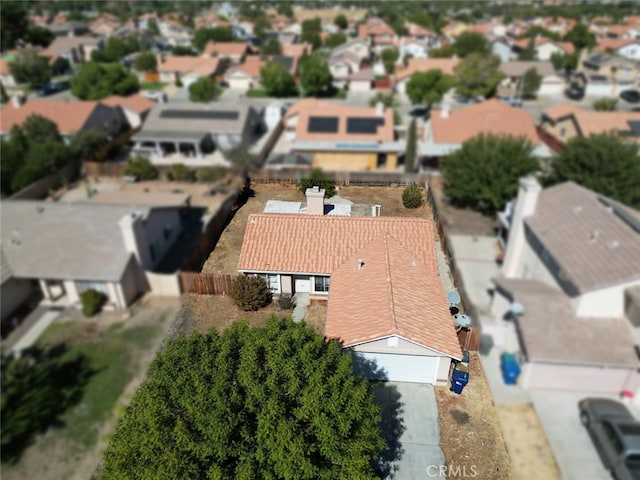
[450,364,469,395]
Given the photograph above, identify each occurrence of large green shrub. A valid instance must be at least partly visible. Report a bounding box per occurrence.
[277,294,296,311]
[80,289,104,317]
[123,157,158,180]
[231,275,272,311]
[402,182,423,208]
[195,166,229,183]
[297,168,336,198]
[593,97,617,111]
[168,163,194,181]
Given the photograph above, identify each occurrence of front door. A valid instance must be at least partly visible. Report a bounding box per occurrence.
[294,276,311,293]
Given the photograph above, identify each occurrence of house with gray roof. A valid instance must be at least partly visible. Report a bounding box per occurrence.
[131,101,263,168]
[1,201,189,312]
[491,177,640,393]
[46,35,102,64]
[498,60,564,97]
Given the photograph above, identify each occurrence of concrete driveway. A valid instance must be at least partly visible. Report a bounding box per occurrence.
[530,390,612,480]
[374,382,445,479]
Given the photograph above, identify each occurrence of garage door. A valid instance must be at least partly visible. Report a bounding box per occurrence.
[523,362,633,393]
[353,352,440,384]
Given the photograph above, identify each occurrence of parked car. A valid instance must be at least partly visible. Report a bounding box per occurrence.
[619,90,640,104]
[564,84,585,101]
[579,397,640,480]
[497,96,523,107]
[36,81,71,97]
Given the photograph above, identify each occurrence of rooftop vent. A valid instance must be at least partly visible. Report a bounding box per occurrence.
[589,230,599,242]
[572,206,583,214]
[607,240,620,249]
[357,259,365,271]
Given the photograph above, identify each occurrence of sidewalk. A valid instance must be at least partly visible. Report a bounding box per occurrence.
[10,308,62,354]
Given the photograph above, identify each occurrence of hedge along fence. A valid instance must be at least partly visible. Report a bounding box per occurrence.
[10,160,81,200]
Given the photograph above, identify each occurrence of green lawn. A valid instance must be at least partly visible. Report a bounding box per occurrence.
[36,318,163,448]
[140,81,168,91]
[246,88,270,98]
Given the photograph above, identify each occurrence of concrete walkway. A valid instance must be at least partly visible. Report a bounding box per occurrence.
[10,308,61,354]
[292,293,310,323]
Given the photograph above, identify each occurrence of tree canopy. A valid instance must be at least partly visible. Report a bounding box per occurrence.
[188,76,221,102]
[24,26,54,47]
[70,129,109,162]
[92,35,140,62]
[324,32,347,49]
[454,53,504,99]
[518,67,542,98]
[101,317,384,479]
[442,133,538,213]
[380,48,399,75]
[9,54,52,89]
[546,133,640,209]
[260,37,282,55]
[71,62,139,100]
[405,119,417,173]
[1,0,28,50]
[334,13,348,30]
[260,61,297,97]
[301,18,323,50]
[193,26,235,51]
[406,69,453,106]
[134,51,157,72]
[298,168,336,197]
[563,22,596,50]
[299,55,333,97]
[453,31,489,57]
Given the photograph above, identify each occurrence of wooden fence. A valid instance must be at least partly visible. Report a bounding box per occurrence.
[179,272,234,295]
[10,160,81,200]
[252,169,426,187]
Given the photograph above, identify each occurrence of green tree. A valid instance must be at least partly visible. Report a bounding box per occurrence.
[134,51,157,72]
[193,26,234,51]
[299,55,332,97]
[405,119,417,173]
[9,55,52,89]
[24,26,54,47]
[593,97,617,111]
[442,133,538,213]
[550,51,579,72]
[123,157,158,180]
[302,17,323,50]
[261,37,282,55]
[380,48,399,75]
[147,19,159,35]
[81,289,105,317]
[0,133,26,195]
[454,53,504,99]
[324,32,347,49]
[547,133,640,208]
[22,114,61,143]
[101,317,384,479]
[518,26,560,41]
[70,129,109,161]
[231,275,272,311]
[1,0,28,50]
[563,22,596,50]
[260,61,297,97]
[0,82,8,104]
[402,182,423,208]
[334,13,348,30]
[2,345,92,463]
[71,62,139,100]
[429,44,456,58]
[168,163,194,181]
[298,168,336,197]
[453,31,489,57]
[171,45,195,56]
[518,67,542,98]
[406,69,453,106]
[276,2,294,18]
[195,166,229,183]
[518,38,537,61]
[368,92,401,125]
[188,76,221,102]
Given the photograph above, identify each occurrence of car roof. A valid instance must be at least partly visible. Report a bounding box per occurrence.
[612,421,640,452]
[581,398,634,419]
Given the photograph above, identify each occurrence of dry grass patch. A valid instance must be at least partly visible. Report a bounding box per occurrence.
[304,301,327,334]
[337,185,432,218]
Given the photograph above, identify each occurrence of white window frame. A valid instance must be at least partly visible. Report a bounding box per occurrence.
[313,276,330,293]
[256,273,280,293]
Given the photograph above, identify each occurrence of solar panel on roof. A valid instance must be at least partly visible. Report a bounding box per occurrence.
[346,117,385,134]
[160,110,239,120]
[628,121,640,135]
[308,116,339,133]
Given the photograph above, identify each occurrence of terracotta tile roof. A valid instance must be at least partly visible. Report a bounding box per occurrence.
[226,55,263,78]
[513,36,575,54]
[406,21,435,37]
[0,59,10,75]
[431,99,540,145]
[396,57,459,81]
[100,94,154,114]
[325,233,463,359]
[542,102,640,137]
[606,24,632,36]
[202,41,248,57]
[158,56,219,75]
[525,182,640,293]
[0,99,98,134]
[285,98,394,142]
[281,42,311,58]
[237,214,438,275]
[595,37,640,52]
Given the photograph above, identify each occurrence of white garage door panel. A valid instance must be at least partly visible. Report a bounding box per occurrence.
[524,363,631,393]
[356,352,439,384]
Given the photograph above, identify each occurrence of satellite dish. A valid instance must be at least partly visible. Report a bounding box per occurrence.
[455,314,472,329]
[447,291,461,305]
[509,302,525,317]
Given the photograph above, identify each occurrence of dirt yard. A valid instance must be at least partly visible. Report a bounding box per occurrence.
[436,353,513,480]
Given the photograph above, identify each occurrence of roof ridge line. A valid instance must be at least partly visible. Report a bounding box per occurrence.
[383,233,399,334]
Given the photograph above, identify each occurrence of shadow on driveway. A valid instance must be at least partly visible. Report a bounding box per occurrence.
[372,382,406,479]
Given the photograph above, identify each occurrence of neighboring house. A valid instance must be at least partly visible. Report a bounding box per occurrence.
[580,52,640,95]
[538,102,640,150]
[422,99,545,161]
[100,94,154,129]
[0,99,129,141]
[269,98,402,172]
[512,37,575,61]
[157,56,224,87]
[131,101,263,167]
[358,17,396,53]
[158,21,193,47]
[271,15,291,31]
[594,38,640,61]
[332,38,370,63]
[278,24,301,45]
[224,55,298,90]
[499,60,564,97]
[348,68,374,92]
[0,58,16,88]
[46,35,102,64]
[45,21,90,38]
[405,21,439,46]
[1,201,189,311]
[329,50,361,85]
[491,38,515,63]
[202,41,249,63]
[395,57,460,95]
[397,38,429,61]
[491,177,640,393]
[237,194,463,384]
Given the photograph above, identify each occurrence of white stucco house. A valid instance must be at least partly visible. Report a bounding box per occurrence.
[491,177,640,394]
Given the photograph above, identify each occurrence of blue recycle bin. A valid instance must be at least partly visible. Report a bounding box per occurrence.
[450,365,469,395]
[501,352,521,385]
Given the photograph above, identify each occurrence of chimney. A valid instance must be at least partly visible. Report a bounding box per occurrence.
[440,104,450,118]
[375,101,384,117]
[502,176,542,278]
[118,212,152,269]
[305,186,325,215]
[11,95,25,109]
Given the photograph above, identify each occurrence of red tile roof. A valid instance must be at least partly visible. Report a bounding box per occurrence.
[158,56,220,75]
[100,94,154,114]
[396,57,460,81]
[325,233,462,359]
[431,99,540,145]
[542,102,640,137]
[0,99,98,134]
[202,41,248,57]
[237,214,438,275]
